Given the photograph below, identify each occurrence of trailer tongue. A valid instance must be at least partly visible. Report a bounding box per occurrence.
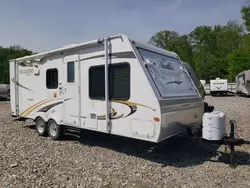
[149,110,250,168]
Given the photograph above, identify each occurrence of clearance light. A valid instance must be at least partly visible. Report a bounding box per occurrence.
[153,117,160,122]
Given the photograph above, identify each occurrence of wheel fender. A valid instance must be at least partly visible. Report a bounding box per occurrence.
[33,112,61,125]
[33,113,47,122]
[47,114,61,125]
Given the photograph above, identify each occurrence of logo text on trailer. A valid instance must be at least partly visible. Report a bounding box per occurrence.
[19,69,34,76]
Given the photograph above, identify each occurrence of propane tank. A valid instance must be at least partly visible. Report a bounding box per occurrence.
[202,111,226,141]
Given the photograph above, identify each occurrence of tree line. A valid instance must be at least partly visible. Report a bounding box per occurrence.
[149,5,250,82]
[0,6,250,84]
[0,45,32,84]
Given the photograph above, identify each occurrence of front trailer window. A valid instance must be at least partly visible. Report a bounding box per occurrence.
[138,48,198,98]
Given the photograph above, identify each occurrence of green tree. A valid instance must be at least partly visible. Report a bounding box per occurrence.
[149,30,179,49]
[241,5,250,31]
[227,49,250,81]
[226,6,250,81]
[189,25,219,81]
[189,21,243,81]
[149,30,193,65]
[0,46,33,84]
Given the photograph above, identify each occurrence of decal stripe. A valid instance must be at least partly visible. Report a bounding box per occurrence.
[89,100,155,120]
[20,98,72,117]
[123,105,137,118]
[11,78,34,92]
[37,101,63,113]
[97,107,116,119]
[19,99,50,116]
[111,113,124,120]
[20,98,71,117]
[20,99,153,119]
[36,98,71,113]
[113,100,155,110]
[21,99,55,117]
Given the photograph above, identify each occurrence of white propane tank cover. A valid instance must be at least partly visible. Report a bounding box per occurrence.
[202,111,226,141]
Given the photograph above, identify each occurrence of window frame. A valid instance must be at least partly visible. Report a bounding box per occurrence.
[46,68,59,89]
[67,61,75,83]
[88,62,131,101]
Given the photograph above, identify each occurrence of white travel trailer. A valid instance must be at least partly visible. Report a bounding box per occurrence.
[236,69,250,97]
[210,78,228,96]
[9,33,205,143]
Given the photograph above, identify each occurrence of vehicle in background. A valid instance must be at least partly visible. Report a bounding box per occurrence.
[200,80,206,88]
[0,84,10,100]
[210,78,228,96]
[235,69,250,97]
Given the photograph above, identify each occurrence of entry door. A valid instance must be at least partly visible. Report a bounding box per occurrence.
[62,54,79,127]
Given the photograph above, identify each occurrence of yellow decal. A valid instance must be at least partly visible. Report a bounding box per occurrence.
[20,99,55,117]
[19,99,48,116]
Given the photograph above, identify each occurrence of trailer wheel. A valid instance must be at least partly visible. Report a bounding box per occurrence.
[210,92,215,97]
[47,119,64,140]
[36,117,47,136]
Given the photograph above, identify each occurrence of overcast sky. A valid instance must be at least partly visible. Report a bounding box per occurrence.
[0,0,249,52]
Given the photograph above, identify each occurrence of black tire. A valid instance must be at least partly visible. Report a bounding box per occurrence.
[210,92,215,97]
[186,127,194,137]
[35,117,47,136]
[47,119,64,140]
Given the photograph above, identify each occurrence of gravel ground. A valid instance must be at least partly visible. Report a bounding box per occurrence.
[0,96,250,188]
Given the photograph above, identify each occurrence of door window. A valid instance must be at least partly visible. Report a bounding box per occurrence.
[67,61,75,83]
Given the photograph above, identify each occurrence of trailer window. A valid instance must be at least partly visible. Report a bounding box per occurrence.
[67,61,75,83]
[46,68,58,89]
[109,63,130,100]
[89,63,130,100]
[137,48,198,98]
[89,65,105,99]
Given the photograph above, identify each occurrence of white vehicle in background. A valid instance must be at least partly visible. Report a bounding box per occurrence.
[210,78,228,96]
[236,69,250,97]
[200,80,206,87]
[0,84,10,100]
